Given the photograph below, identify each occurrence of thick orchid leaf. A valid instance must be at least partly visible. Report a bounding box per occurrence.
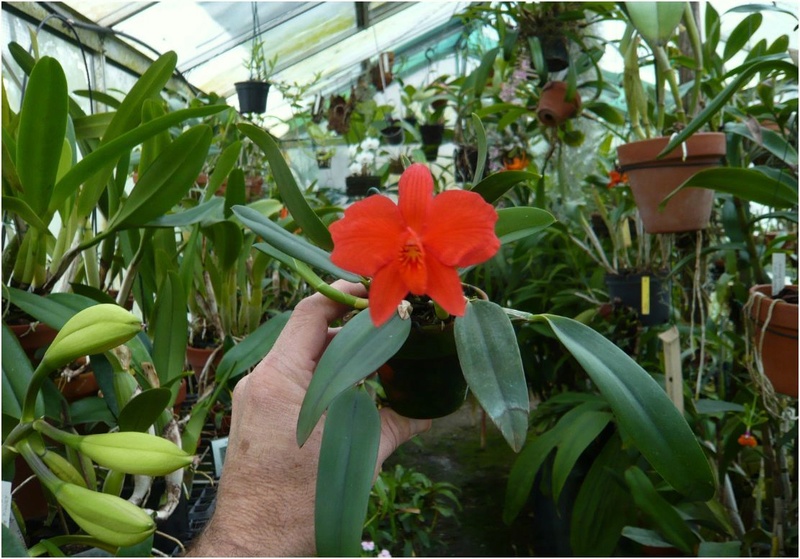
[151,272,187,386]
[725,122,797,166]
[3,287,77,329]
[723,13,763,63]
[624,466,699,554]
[108,125,212,229]
[2,323,43,420]
[7,41,35,76]
[224,168,247,218]
[72,112,115,140]
[698,542,742,556]
[495,207,555,244]
[238,123,332,250]
[455,300,528,452]
[1,196,51,232]
[315,387,380,557]
[73,89,122,109]
[137,99,170,177]
[51,105,225,213]
[472,113,487,183]
[661,167,797,209]
[296,310,410,446]
[571,434,636,556]
[2,525,28,557]
[16,56,68,216]
[203,220,243,272]
[471,170,540,204]
[204,140,242,202]
[146,197,225,228]
[662,58,797,155]
[117,388,172,432]
[539,315,715,501]
[552,409,613,502]
[234,205,361,283]
[622,527,676,548]
[625,2,685,46]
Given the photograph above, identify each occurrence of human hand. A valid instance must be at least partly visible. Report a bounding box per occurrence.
[188,281,431,556]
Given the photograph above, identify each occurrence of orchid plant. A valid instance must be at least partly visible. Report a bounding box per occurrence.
[231,119,716,556]
[348,137,382,177]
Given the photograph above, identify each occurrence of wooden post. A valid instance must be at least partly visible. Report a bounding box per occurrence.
[659,326,684,413]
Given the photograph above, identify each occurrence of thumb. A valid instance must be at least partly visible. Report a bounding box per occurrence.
[376,408,431,468]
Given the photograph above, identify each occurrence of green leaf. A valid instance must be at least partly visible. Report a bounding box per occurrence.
[117,388,172,432]
[662,167,797,209]
[724,122,797,166]
[471,170,540,204]
[224,168,247,218]
[234,205,361,283]
[204,141,242,202]
[238,123,333,250]
[698,541,742,557]
[552,409,612,502]
[2,322,44,419]
[621,526,676,548]
[137,99,170,177]
[662,58,797,155]
[73,89,121,109]
[584,101,626,125]
[203,220,244,272]
[472,113,487,183]
[72,112,115,140]
[151,272,187,386]
[7,41,35,76]
[539,315,715,500]
[296,310,410,446]
[723,13,763,62]
[625,2,685,46]
[495,207,555,244]
[1,195,52,232]
[694,399,745,415]
[624,466,699,554]
[145,197,225,228]
[455,300,528,452]
[2,524,29,557]
[16,56,68,216]
[69,396,115,426]
[571,434,636,556]
[315,387,381,557]
[51,105,224,213]
[108,125,212,229]
[3,287,77,329]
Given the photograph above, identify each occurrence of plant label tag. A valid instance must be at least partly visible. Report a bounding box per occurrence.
[2,480,11,526]
[641,276,650,316]
[772,253,786,296]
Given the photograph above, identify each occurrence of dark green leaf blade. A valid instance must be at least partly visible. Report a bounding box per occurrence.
[471,171,540,204]
[662,167,796,209]
[315,387,381,556]
[151,272,187,386]
[117,388,172,432]
[540,314,715,500]
[296,310,411,446]
[495,207,555,244]
[455,300,528,452]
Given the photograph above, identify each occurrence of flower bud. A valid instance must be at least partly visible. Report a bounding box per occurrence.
[76,432,193,476]
[41,304,142,369]
[40,449,87,488]
[54,482,155,547]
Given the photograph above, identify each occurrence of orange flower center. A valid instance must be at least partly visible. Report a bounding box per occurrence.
[399,231,425,269]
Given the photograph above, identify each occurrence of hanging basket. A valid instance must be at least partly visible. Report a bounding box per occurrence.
[345,175,381,197]
[419,123,445,162]
[541,35,570,72]
[370,52,395,91]
[605,271,671,326]
[747,284,798,398]
[537,81,581,127]
[235,80,271,114]
[380,123,404,146]
[617,132,726,234]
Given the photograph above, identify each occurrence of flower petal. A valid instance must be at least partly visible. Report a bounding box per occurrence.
[368,262,411,327]
[397,229,428,295]
[330,195,405,277]
[424,254,466,317]
[423,190,500,267]
[398,163,433,233]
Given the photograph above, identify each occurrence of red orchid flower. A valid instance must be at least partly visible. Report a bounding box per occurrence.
[330,163,500,326]
[738,432,758,447]
[607,169,629,189]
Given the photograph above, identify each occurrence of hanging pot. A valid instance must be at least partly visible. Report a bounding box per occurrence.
[537,81,581,127]
[378,322,468,419]
[605,271,671,326]
[616,132,726,234]
[747,284,798,398]
[370,52,395,91]
[328,94,354,135]
[345,175,381,197]
[541,35,570,72]
[380,123,404,146]
[234,80,271,114]
[419,123,445,162]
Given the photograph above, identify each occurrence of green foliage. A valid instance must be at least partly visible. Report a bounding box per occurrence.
[363,464,461,557]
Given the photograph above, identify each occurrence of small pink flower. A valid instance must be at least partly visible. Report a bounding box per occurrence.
[361,541,376,552]
[378,550,392,558]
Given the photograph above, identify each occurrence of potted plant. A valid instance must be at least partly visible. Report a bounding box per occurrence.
[615,2,727,234]
[235,38,276,115]
[345,136,383,197]
[399,80,450,162]
[232,122,715,556]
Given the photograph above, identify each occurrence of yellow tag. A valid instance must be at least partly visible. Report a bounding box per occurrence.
[641,276,650,315]
[621,218,632,248]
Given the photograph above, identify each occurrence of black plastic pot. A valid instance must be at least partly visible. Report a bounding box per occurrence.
[378,323,468,419]
[381,124,404,145]
[235,80,271,114]
[454,145,488,183]
[605,272,671,326]
[345,175,381,197]
[541,35,570,72]
[419,123,445,162]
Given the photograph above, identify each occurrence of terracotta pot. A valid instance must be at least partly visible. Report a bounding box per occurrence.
[537,81,581,127]
[345,175,381,197]
[186,345,222,379]
[617,132,726,234]
[246,175,264,200]
[59,369,100,402]
[173,377,188,413]
[370,52,394,91]
[10,322,58,364]
[378,322,468,419]
[605,272,671,326]
[747,284,798,398]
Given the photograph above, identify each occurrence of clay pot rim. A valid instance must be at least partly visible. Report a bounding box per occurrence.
[617,132,727,168]
[748,284,798,332]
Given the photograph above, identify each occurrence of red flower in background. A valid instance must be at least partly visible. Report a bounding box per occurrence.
[738,432,757,447]
[607,169,629,188]
[330,163,500,326]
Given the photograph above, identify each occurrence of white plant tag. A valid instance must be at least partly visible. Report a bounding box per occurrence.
[2,480,11,526]
[772,252,786,296]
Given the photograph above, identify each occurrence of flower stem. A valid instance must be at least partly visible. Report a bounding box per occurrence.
[21,361,56,423]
